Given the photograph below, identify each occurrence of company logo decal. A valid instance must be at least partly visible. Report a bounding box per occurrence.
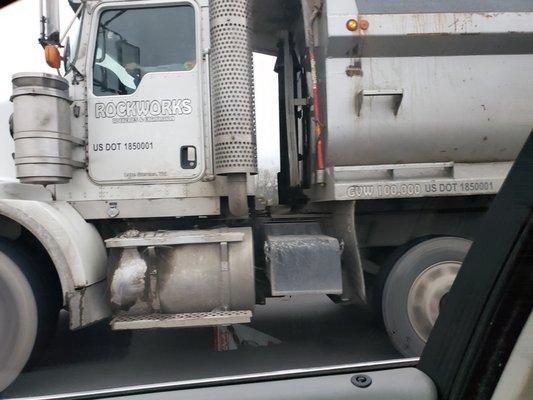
[95,99,192,123]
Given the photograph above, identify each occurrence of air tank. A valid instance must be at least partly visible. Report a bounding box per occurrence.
[10,73,81,184]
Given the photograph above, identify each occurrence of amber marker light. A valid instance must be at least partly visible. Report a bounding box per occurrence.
[44,45,62,69]
[346,19,358,31]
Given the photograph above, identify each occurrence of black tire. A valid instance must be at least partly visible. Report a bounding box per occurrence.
[380,237,472,357]
[0,240,59,392]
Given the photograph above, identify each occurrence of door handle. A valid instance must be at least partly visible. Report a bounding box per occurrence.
[181,146,197,169]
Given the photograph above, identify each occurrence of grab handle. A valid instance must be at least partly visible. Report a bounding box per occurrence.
[356,89,404,116]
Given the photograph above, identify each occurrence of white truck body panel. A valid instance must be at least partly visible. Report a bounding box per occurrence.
[0,185,106,292]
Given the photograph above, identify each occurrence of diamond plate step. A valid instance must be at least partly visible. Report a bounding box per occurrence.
[110,310,252,330]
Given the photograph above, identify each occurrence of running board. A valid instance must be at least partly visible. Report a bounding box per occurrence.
[110,311,252,330]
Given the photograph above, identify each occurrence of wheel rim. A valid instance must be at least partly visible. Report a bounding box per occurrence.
[407,261,461,342]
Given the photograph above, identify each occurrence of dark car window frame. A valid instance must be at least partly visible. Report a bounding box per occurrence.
[419,130,533,399]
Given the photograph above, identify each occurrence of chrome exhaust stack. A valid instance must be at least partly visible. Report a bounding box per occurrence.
[40,0,61,45]
[209,0,257,217]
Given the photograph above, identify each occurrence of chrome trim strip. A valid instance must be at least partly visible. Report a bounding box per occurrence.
[14,358,419,400]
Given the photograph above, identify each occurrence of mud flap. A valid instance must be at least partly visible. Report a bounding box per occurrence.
[321,201,366,304]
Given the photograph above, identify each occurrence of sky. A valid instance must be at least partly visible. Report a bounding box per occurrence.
[0,0,279,181]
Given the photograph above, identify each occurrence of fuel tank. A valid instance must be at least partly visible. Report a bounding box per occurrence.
[321,1,533,167]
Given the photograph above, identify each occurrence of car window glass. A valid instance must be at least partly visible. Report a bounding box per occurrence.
[92,6,196,96]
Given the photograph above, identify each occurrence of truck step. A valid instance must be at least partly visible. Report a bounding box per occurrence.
[110,310,252,330]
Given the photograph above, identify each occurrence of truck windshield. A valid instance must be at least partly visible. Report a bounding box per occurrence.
[92,5,196,96]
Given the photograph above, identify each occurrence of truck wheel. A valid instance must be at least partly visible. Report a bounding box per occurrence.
[381,237,472,357]
[0,240,58,392]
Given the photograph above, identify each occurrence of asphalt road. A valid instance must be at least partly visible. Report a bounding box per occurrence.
[2,295,402,399]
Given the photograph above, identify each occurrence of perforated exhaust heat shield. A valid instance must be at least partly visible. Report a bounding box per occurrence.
[210,0,257,175]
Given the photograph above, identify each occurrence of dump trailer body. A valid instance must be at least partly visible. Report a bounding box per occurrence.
[294,0,533,202]
[323,11,533,167]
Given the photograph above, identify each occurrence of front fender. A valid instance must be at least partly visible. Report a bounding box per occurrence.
[0,195,111,328]
[0,198,107,297]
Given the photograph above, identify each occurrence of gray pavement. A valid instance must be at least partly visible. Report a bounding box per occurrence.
[2,295,401,399]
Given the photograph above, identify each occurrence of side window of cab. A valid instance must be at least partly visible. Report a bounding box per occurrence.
[92,5,196,96]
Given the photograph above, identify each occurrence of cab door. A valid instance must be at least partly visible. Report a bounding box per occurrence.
[87,2,205,183]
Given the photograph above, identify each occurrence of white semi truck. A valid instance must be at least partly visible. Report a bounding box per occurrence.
[1,0,532,391]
